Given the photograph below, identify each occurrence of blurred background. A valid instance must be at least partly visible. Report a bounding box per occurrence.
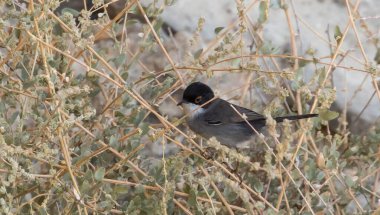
[56,0,380,133]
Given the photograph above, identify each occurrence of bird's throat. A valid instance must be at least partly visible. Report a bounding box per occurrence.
[182,103,205,119]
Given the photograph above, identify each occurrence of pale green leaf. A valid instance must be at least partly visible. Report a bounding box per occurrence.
[94,167,105,181]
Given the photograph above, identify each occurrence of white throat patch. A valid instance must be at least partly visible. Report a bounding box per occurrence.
[181,103,205,119]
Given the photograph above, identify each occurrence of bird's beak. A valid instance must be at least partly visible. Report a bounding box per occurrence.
[177,100,184,106]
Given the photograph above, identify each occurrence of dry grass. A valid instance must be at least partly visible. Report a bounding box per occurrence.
[0,0,379,214]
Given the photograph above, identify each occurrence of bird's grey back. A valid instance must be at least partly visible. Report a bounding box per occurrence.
[187,99,266,147]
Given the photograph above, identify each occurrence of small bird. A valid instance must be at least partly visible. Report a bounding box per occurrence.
[177,82,318,147]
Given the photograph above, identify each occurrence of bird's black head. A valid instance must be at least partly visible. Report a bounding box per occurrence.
[178,82,215,106]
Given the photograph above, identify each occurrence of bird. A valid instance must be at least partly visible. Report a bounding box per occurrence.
[177,82,318,147]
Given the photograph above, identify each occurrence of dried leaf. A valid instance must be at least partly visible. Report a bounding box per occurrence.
[214,27,224,34]
[193,48,203,59]
[334,25,342,45]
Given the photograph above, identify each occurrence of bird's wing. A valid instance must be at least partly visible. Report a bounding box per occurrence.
[203,99,266,124]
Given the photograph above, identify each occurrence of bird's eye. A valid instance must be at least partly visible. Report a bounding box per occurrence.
[194,96,202,104]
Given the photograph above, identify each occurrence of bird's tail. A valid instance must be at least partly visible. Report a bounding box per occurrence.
[274,114,318,123]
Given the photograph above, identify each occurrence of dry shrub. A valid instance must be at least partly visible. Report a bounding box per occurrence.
[0,0,379,214]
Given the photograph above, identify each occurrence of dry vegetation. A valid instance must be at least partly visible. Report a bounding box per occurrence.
[0,0,379,214]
